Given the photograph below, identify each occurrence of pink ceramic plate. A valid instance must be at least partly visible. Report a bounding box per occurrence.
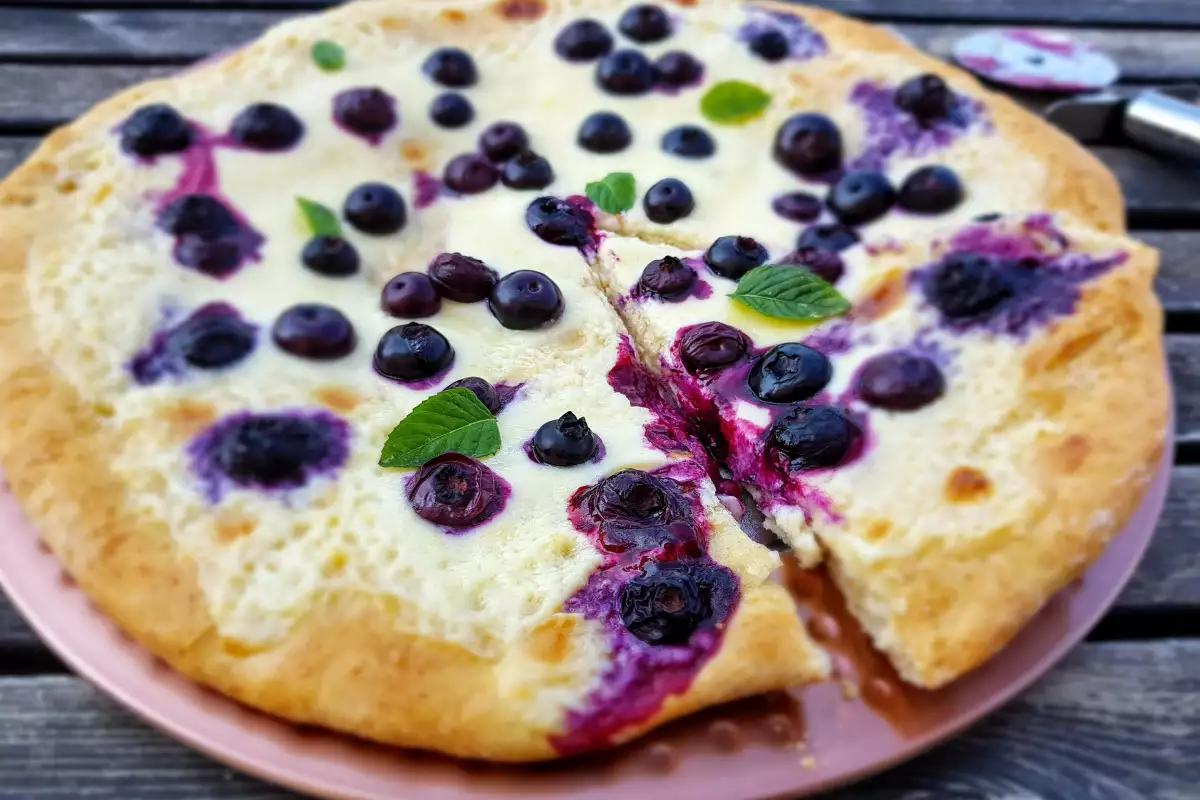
[0,433,1172,800]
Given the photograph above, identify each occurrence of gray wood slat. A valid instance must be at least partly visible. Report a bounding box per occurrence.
[0,10,1198,81]
[0,641,1195,798]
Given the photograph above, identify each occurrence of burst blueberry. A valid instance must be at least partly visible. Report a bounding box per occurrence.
[897,165,964,214]
[443,153,499,194]
[661,125,715,159]
[644,178,694,224]
[489,270,564,330]
[230,103,303,151]
[301,235,360,277]
[407,453,506,528]
[774,113,843,176]
[827,171,896,226]
[654,51,703,88]
[748,342,832,404]
[131,303,256,383]
[332,87,397,141]
[427,252,497,303]
[925,252,1014,319]
[678,321,750,374]
[120,104,193,157]
[343,182,407,234]
[554,18,614,61]
[382,272,442,318]
[446,376,502,414]
[429,92,474,128]
[620,562,734,646]
[205,412,345,490]
[422,47,478,87]
[374,322,455,382]
[618,4,671,42]
[502,151,555,190]
[583,469,679,526]
[895,73,954,125]
[159,194,239,238]
[857,351,945,411]
[532,412,598,466]
[526,196,593,247]
[578,111,632,153]
[704,235,768,280]
[768,406,857,470]
[272,304,356,360]
[597,49,658,95]
[638,256,696,299]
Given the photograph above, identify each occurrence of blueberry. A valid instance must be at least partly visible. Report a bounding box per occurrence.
[578,111,632,153]
[771,191,822,223]
[897,165,964,214]
[120,104,193,157]
[272,304,356,360]
[638,256,696,299]
[827,171,896,226]
[442,153,499,194]
[209,413,344,490]
[422,47,478,87]
[230,103,303,151]
[774,113,843,176]
[159,194,237,238]
[174,237,243,276]
[678,321,750,374]
[429,92,474,128]
[895,73,954,125]
[643,178,694,223]
[654,50,703,88]
[343,182,407,234]
[749,29,789,61]
[748,342,832,404]
[925,252,1013,319]
[782,248,844,285]
[489,270,564,330]
[620,562,735,646]
[555,18,614,61]
[704,235,768,281]
[526,196,593,247]
[618,4,671,43]
[583,469,678,525]
[479,122,529,162]
[661,125,715,158]
[532,412,597,466]
[767,406,857,470]
[332,87,397,141]
[301,235,360,277]
[857,351,945,411]
[502,151,555,190]
[374,322,455,383]
[132,303,256,383]
[797,223,859,253]
[597,49,658,95]
[446,376,502,414]
[427,252,497,303]
[407,453,505,528]
[382,272,442,318]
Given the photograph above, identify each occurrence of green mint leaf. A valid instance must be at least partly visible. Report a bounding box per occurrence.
[700,80,772,125]
[729,265,851,321]
[311,40,345,72]
[379,388,501,469]
[296,197,342,238]
[585,172,636,215]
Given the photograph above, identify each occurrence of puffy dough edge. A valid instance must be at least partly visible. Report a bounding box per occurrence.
[823,234,1168,688]
[0,1,826,762]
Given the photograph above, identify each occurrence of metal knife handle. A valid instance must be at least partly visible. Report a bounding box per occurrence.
[1123,89,1200,163]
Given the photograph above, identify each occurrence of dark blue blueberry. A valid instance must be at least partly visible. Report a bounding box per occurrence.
[382,272,441,318]
[407,453,506,528]
[638,256,696,299]
[620,561,736,646]
[597,49,658,95]
[174,237,243,276]
[131,303,256,383]
[678,321,750,374]
[578,111,632,153]
[584,469,679,525]
[446,376,502,414]
[771,191,822,223]
[768,406,857,470]
[654,50,703,88]
[230,103,303,151]
[422,47,478,87]
[429,92,474,128]
[748,29,789,61]
[532,412,597,466]
[797,223,858,253]
[428,252,497,302]
[774,113,842,176]
[783,248,845,285]
[526,196,592,246]
[343,182,407,234]
[895,73,953,125]
[272,304,356,360]
[158,194,239,238]
[489,269,564,330]
[120,104,193,157]
[643,178,694,223]
[827,170,896,226]
[554,18,614,61]
[897,165,964,214]
[502,151,554,189]
[374,322,455,382]
[332,87,397,141]
[925,252,1014,319]
[479,121,529,162]
[618,4,672,43]
[748,342,832,404]
[443,153,499,194]
[704,235,767,280]
[207,412,345,490]
[857,351,945,411]
[661,124,715,158]
[301,235,359,277]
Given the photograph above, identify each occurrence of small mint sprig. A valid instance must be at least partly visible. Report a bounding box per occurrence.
[379,388,501,469]
[730,265,851,321]
[296,197,342,238]
[311,40,345,72]
[700,80,772,125]
[585,172,636,215]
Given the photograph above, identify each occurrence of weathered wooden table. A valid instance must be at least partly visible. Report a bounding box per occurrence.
[1,1,1198,797]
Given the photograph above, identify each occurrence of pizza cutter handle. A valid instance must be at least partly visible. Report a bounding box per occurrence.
[1123,88,1200,163]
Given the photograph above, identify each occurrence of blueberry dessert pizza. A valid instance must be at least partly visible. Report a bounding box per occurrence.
[0,0,1167,760]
